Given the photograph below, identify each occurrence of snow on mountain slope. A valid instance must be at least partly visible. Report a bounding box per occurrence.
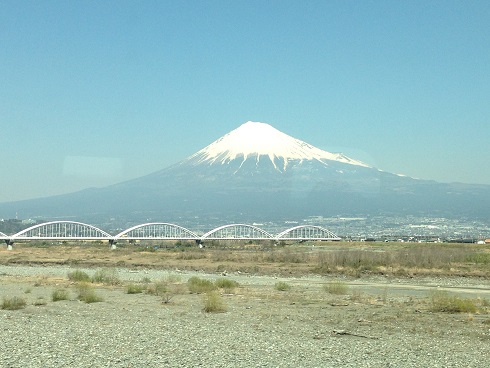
[186,121,370,171]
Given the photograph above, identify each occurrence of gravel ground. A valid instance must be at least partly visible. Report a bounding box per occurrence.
[1,265,490,367]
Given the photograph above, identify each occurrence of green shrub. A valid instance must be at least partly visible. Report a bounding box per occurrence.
[214,278,239,292]
[52,288,70,302]
[126,283,146,294]
[1,296,27,310]
[323,281,349,295]
[165,274,182,283]
[146,281,169,296]
[91,268,121,285]
[76,283,104,303]
[187,276,217,294]
[202,291,227,313]
[67,269,91,282]
[429,291,477,313]
[274,281,291,291]
[146,279,186,304]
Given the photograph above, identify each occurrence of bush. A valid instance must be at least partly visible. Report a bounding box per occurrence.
[429,291,477,313]
[67,269,91,282]
[1,296,27,310]
[202,291,227,313]
[91,268,121,285]
[146,281,169,296]
[187,276,217,294]
[214,278,239,293]
[274,281,291,291]
[324,281,349,295]
[52,288,70,302]
[126,283,146,294]
[76,283,104,303]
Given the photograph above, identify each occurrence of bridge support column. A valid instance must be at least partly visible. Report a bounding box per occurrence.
[109,239,117,250]
[5,239,13,250]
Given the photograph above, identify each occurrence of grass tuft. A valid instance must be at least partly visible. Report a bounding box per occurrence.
[214,278,239,293]
[274,281,291,291]
[187,276,217,294]
[146,279,186,304]
[146,280,169,296]
[76,283,104,303]
[67,269,91,282]
[1,296,27,310]
[323,281,349,295]
[202,291,227,313]
[126,283,146,294]
[429,291,477,313]
[91,268,121,285]
[52,288,70,302]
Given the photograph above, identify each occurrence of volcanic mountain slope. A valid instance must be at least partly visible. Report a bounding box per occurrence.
[1,121,490,222]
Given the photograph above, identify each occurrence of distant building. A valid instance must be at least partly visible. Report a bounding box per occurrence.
[485,239,490,244]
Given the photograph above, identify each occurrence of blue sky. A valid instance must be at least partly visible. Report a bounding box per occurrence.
[1,0,489,202]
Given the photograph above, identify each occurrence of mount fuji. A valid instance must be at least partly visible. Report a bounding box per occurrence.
[1,121,490,223]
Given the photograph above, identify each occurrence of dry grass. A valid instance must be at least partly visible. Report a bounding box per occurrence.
[202,291,227,313]
[52,288,70,302]
[126,283,146,294]
[91,268,121,285]
[323,280,349,295]
[274,281,291,291]
[2,241,490,278]
[1,296,27,310]
[214,278,239,293]
[67,269,91,282]
[429,291,479,313]
[187,276,217,294]
[145,277,187,303]
[76,283,104,303]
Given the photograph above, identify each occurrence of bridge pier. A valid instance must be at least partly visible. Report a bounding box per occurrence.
[109,239,117,250]
[4,239,13,250]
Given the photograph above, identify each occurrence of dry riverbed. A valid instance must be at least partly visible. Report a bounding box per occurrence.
[1,261,490,368]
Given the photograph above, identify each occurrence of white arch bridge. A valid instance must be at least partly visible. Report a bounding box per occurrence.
[1,221,341,248]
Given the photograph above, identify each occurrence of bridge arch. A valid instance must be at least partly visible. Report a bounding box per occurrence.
[0,231,8,238]
[276,225,341,241]
[12,221,112,240]
[115,223,198,240]
[201,224,273,240]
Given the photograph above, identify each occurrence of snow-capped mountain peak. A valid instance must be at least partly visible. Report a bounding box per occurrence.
[187,121,370,171]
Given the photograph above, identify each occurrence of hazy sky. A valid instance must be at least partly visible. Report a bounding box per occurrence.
[1,0,489,203]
